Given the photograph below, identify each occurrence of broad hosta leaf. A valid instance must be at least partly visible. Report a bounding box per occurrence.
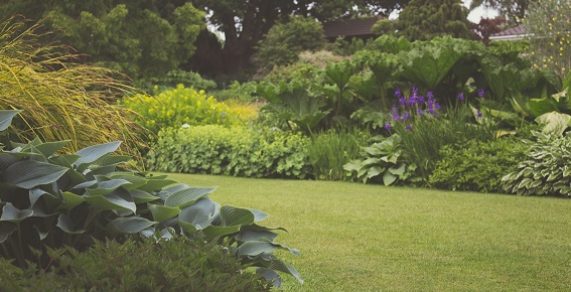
[108,216,156,234]
[203,225,241,238]
[236,228,278,242]
[383,172,397,186]
[249,209,268,222]
[85,179,132,196]
[4,160,68,189]
[267,259,304,284]
[164,187,214,208]
[257,268,282,287]
[56,214,85,234]
[148,204,180,222]
[29,188,57,207]
[0,110,20,131]
[178,198,218,232]
[220,206,255,226]
[0,203,34,222]
[61,191,86,210]
[237,241,277,256]
[85,192,136,214]
[130,190,160,204]
[535,112,571,136]
[34,140,70,157]
[74,141,122,166]
[139,178,177,192]
[0,222,17,243]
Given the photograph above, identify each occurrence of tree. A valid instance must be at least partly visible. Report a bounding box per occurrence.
[189,0,410,76]
[475,17,506,44]
[524,0,571,79]
[0,1,205,79]
[470,0,532,24]
[378,0,474,41]
[254,16,326,72]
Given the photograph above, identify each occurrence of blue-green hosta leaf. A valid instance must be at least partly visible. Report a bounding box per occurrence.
[0,110,20,131]
[33,140,70,157]
[249,209,268,222]
[178,198,219,233]
[236,228,278,243]
[130,189,160,204]
[56,214,85,234]
[107,173,147,190]
[85,192,136,214]
[220,206,255,226]
[389,164,406,176]
[237,241,277,256]
[203,225,241,238]
[383,172,397,186]
[74,141,121,166]
[108,216,156,234]
[164,187,215,208]
[61,191,86,210]
[0,222,17,243]
[92,154,131,166]
[50,154,80,167]
[257,268,282,287]
[148,204,180,222]
[139,178,178,192]
[85,179,132,196]
[268,259,304,284]
[158,183,191,201]
[4,160,68,189]
[0,203,33,222]
[343,160,361,172]
[29,188,57,207]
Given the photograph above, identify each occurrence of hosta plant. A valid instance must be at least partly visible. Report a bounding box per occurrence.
[343,134,419,186]
[0,110,301,286]
[501,132,571,197]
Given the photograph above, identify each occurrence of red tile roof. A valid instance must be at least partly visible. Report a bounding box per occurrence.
[491,25,528,37]
[323,17,383,38]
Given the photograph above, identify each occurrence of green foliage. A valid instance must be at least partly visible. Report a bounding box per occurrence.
[0,18,146,163]
[307,130,369,181]
[429,138,528,192]
[387,0,474,41]
[147,126,312,179]
[344,135,420,186]
[122,85,247,134]
[0,238,270,291]
[255,16,326,72]
[44,2,205,78]
[502,133,571,197]
[0,111,300,284]
[395,106,493,180]
[212,81,260,102]
[138,70,218,93]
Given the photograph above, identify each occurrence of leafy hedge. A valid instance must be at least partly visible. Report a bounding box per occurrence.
[122,86,252,134]
[429,138,528,193]
[0,110,300,285]
[0,238,270,291]
[147,125,311,179]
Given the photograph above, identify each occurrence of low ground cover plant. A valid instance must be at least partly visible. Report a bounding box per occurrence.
[0,238,271,291]
[0,110,301,286]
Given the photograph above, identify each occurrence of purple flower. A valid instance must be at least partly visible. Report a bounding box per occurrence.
[394,88,402,98]
[412,86,419,97]
[417,95,425,104]
[477,88,486,98]
[391,107,400,121]
[401,112,411,121]
[399,96,406,107]
[427,91,434,100]
[435,102,441,111]
[384,122,392,131]
[457,92,465,102]
[477,110,483,118]
[405,124,413,131]
[416,108,424,116]
[407,95,416,106]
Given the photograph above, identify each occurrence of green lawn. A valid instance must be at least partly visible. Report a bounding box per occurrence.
[166,173,571,291]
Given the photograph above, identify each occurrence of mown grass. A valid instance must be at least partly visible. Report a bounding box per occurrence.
[166,173,571,291]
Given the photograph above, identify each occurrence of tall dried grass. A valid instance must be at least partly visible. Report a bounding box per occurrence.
[0,18,147,163]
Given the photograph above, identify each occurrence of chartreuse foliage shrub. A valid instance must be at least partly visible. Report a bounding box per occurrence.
[147,126,311,179]
[0,18,145,161]
[429,138,528,193]
[502,133,571,197]
[343,135,420,186]
[0,238,270,291]
[0,111,301,285]
[122,85,255,134]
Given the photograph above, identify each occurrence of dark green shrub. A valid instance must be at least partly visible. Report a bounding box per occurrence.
[502,133,571,197]
[0,238,270,291]
[138,70,218,93]
[0,111,300,285]
[147,125,312,179]
[308,130,369,181]
[429,138,528,193]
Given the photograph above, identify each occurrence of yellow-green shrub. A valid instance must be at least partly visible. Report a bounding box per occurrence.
[123,85,254,133]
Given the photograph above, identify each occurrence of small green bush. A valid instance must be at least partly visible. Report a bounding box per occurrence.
[122,85,247,133]
[429,138,528,193]
[308,130,368,181]
[502,133,571,197]
[147,126,312,179]
[138,70,218,93]
[0,238,270,291]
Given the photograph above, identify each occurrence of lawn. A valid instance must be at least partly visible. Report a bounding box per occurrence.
[166,173,571,291]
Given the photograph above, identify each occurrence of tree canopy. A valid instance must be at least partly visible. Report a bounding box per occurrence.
[470,0,532,24]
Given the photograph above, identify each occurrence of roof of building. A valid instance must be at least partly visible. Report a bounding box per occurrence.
[323,16,383,38]
[490,25,529,41]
